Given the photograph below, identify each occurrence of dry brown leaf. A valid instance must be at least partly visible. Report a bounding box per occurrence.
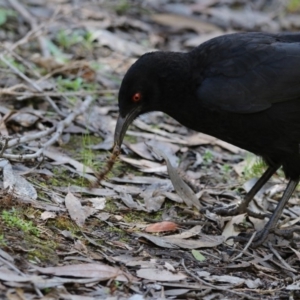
[119,156,167,173]
[137,268,186,281]
[185,133,243,153]
[2,160,37,200]
[149,145,201,209]
[207,7,278,31]
[7,111,39,127]
[144,194,166,212]
[222,214,247,246]
[34,263,137,282]
[184,31,226,47]
[40,211,56,220]
[0,268,30,282]
[111,175,171,185]
[57,186,116,197]
[137,232,224,249]
[166,225,202,239]
[151,13,220,33]
[88,197,106,210]
[91,29,150,56]
[145,221,178,233]
[119,193,147,211]
[164,234,224,249]
[65,192,86,227]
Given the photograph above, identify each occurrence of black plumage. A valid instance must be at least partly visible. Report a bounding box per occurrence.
[114,32,300,247]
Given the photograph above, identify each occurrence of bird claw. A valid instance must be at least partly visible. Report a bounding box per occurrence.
[210,203,242,216]
[227,226,300,248]
[202,202,244,216]
[207,203,268,219]
[227,228,270,248]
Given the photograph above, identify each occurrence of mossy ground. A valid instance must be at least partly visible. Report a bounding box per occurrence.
[0,129,165,266]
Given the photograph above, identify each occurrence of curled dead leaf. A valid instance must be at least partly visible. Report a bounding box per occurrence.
[145,221,178,233]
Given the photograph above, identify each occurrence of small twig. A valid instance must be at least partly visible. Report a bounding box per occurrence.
[230,231,257,261]
[4,126,55,149]
[0,89,117,97]
[0,54,65,117]
[268,242,297,273]
[7,5,59,53]
[0,110,17,126]
[1,96,93,160]
[8,47,41,78]
[0,137,10,156]
[8,0,49,57]
[0,255,23,275]
[0,255,43,297]
[37,60,95,81]
[9,25,45,51]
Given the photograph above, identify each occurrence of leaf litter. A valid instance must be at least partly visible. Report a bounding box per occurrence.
[0,0,299,299]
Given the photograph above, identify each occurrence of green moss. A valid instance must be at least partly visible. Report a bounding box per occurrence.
[48,216,78,233]
[0,234,7,246]
[50,167,90,187]
[203,150,214,164]
[1,208,40,236]
[80,134,100,169]
[287,0,300,12]
[104,199,119,213]
[26,234,58,263]
[106,226,129,243]
[0,207,59,263]
[107,226,124,234]
[122,207,163,224]
[114,0,131,14]
[55,29,94,51]
[62,134,101,161]
[0,8,16,26]
[56,29,83,49]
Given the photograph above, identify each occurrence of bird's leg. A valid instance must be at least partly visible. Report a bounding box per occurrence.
[251,178,299,247]
[212,164,279,216]
[231,178,299,248]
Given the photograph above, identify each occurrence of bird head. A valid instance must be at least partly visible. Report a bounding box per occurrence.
[114,51,190,149]
[114,52,163,148]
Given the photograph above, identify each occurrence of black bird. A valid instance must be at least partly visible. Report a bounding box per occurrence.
[114,32,300,247]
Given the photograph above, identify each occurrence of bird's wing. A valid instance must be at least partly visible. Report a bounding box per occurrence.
[195,33,300,113]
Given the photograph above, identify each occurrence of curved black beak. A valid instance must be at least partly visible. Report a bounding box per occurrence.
[114,106,142,148]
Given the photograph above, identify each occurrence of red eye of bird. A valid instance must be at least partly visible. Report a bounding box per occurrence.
[132,92,142,102]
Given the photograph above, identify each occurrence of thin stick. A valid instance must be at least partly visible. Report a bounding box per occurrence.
[230,231,257,261]
[181,259,257,300]
[1,96,93,160]
[8,0,49,57]
[0,54,64,117]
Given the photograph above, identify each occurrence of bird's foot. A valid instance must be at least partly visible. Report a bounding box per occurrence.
[228,228,270,248]
[228,226,300,248]
[205,202,268,219]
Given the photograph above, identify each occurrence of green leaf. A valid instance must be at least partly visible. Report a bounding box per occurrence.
[0,10,7,26]
[0,8,16,26]
[46,40,68,64]
[192,249,206,261]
